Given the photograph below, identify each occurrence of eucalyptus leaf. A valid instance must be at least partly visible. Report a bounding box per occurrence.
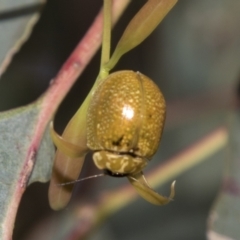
[105,0,177,71]
[0,102,54,237]
[0,0,45,75]
[128,173,175,205]
[30,123,55,184]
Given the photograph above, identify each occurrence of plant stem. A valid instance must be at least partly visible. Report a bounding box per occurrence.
[100,0,112,79]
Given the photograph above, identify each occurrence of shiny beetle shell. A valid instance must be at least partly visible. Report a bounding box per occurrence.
[87,70,166,175]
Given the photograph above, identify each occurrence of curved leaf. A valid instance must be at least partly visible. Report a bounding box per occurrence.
[0,0,45,75]
[50,122,89,158]
[128,172,175,205]
[105,0,177,70]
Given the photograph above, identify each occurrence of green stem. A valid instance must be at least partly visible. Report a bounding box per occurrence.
[99,0,112,79]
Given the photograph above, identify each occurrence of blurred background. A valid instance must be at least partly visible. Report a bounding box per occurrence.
[1,0,240,239]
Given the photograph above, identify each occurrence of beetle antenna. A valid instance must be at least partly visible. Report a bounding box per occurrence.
[57,173,106,186]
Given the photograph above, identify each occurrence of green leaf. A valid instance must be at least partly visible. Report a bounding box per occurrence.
[105,0,177,71]
[0,0,45,75]
[48,97,90,210]
[0,102,54,238]
[128,173,175,205]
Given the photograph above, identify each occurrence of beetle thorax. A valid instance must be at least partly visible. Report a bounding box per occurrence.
[93,151,148,175]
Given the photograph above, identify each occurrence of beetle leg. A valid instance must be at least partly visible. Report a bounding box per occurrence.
[127,172,175,205]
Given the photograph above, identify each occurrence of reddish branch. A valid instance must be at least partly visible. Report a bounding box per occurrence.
[2,1,130,239]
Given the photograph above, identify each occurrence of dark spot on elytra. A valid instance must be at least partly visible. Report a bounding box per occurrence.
[133,147,139,151]
[112,135,124,146]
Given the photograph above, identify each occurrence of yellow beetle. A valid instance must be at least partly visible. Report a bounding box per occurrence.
[87,70,175,206]
[87,70,165,176]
